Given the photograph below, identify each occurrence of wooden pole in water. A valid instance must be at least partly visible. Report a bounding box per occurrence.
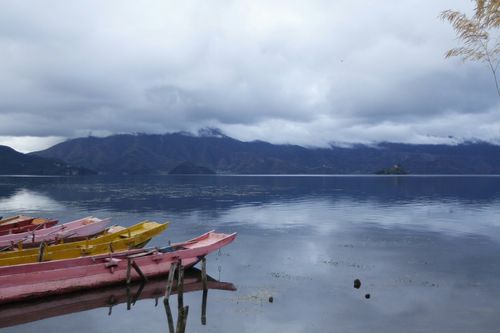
[126,284,131,310]
[180,306,189,333]
[201,257,208,325]
[163,298,175,333]
[175,307,183,333]
[132,281,146,305]
[177,260,184,311]
[164,262,177,299]
[201,257,208,290]
[163,262,178,333]
[126,258,132,284]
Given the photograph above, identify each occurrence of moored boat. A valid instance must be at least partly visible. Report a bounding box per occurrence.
[0,215,33,225]
[0,217,111,250]
[0,221,168,266]
[0,231,236,304]
[0,216,58,235]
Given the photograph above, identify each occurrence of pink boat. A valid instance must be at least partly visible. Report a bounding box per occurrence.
[0,231,236,304]
[0,217,111,249]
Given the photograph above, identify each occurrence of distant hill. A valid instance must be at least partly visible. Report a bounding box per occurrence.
[0,145,95,175]
[31,132,500,174]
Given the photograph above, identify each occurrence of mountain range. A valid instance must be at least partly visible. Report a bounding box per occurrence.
[0,145,94,176]
[18,130,500,175]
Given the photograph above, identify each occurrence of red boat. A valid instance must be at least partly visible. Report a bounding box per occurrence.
[0,215,58,235]
[0,231,236,304]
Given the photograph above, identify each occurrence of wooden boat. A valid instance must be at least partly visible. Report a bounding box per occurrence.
[0,216,58,235]
[0,268,236,329]
[0,215,33,225]
[0,217,111,250]
[0,221,168,266]
[0,231,236,304]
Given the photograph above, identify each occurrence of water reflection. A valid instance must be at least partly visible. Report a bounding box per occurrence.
[1,176,500,332]
[0,189,64,213]
[1,175,500,214]
[0,268,235,330]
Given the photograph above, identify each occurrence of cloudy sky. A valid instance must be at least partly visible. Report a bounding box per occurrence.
[0,0,498,152]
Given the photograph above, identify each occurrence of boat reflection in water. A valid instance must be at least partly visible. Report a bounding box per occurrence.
[0,267,236,330]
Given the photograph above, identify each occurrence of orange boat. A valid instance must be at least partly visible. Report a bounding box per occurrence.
[0,216,58,235]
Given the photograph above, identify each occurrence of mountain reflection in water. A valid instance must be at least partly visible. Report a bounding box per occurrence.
[2,175,500,333]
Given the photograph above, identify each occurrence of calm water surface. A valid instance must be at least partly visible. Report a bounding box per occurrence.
[1,175,500,333]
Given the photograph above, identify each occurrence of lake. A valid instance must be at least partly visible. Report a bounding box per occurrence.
[1,175,500,333]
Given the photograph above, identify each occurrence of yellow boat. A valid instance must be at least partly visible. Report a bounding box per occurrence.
[0,221,168,266]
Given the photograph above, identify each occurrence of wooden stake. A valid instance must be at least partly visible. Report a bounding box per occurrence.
[126,258,132,284]
[201,257,208,325]
[180,306,189,333]
[164,262,178,299]
[163,298,175,333]
[201,289,208,325]
[175,306,183,333]
[126,284,131,310]
[177,261,184,311]
[132,281,146,305]
[201,257,207,290]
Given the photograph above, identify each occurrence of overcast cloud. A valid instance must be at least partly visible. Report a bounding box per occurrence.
[0,0,498,152]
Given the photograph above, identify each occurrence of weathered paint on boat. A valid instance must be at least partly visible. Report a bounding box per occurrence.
[0,216,34,225]
[0,221,168,266]
[0,269,236,329]
[0,231,236,304]
[0,217,111,249]
[0,216,58,235]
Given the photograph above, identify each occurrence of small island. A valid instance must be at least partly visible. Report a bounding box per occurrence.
[375,164,408,175]
[168,161,216,175]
